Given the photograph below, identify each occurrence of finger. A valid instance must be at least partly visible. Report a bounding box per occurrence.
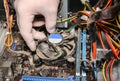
[45,12,57,33]
[32,28,46,40]
[32,21,45,27]
[33,15,45,27]
[17,14,36,51]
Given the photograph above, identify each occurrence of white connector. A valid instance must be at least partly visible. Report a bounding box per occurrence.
[96,7,102,11]
[81,15,89,21]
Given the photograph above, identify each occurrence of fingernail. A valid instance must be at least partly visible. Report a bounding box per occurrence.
[47,27,56,33]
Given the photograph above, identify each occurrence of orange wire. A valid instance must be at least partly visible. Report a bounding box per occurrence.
[97,22,120,59]
[109,18,115,22]
[98,24,118,55]
[97,22,119,33]
[97,23,110,33]
[104,0,112,9]
[105,33,120,59]
[97,30,106,51]
[78,11,91,17]
[92,42,97,60]
[101,20,117,27]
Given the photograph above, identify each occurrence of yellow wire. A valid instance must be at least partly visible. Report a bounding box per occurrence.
[9,15,13,31]
[3,0,9,20]
[101,20,119,28]
[83,4,87,11]
[109,35,120,49]
[57,16,77,23]
[3,0,14,47]
[92,7,96,12]
[100,23,119,33]
[4,15,14,47]
[102,61,108,81]
[105,26,119,33]
[107,28,119,33]
[118,14,120,22]
[116,18,120,29]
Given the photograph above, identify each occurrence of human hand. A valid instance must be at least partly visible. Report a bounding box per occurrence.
[14,0,60,51]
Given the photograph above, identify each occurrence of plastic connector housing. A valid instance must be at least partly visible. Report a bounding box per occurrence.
[0,27,7,54]
[22,76,74,81]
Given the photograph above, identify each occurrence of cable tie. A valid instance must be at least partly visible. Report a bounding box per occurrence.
[6,32,11,35]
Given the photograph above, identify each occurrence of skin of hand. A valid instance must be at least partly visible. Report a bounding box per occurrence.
[14,0,60,51]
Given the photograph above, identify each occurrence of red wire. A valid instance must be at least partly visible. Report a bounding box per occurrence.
[97,22,110,33]
[110,58,116,81]
[106,58,114,81]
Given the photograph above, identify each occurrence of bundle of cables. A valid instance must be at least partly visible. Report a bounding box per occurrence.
[57,0,119,80]
[78,0,120,81]
[81,0,120,60]
[102,57,117,81]
[3,0,14,47]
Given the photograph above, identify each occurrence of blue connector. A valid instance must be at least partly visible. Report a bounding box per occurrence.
[76,29,82,81]
[11,43,17,50]
[22,76,74,81]
[82,30,87,81]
